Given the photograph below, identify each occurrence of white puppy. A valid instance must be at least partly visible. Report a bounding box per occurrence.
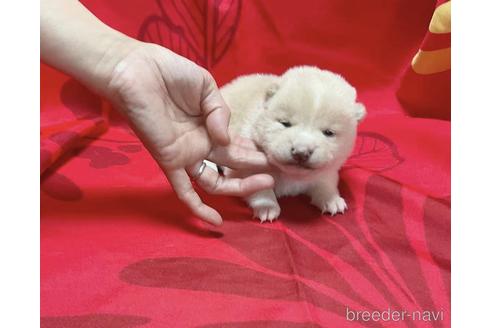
[220,66,366,222]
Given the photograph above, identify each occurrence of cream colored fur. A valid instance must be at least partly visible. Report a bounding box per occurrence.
[220,66,366,222]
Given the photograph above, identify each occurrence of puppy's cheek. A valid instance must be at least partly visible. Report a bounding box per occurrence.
[264,133,289,160]
[318,143,339,163]
[311,148,332,166]
[259,135,285,163]
[333,135,354,157]
[271,143,291,162]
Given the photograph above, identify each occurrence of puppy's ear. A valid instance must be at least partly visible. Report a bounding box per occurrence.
[353,103,366,122]
[264,83,279,104]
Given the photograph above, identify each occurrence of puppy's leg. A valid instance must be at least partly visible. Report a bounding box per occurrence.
[224,168,281,222]
[247,189,281,223]
[308,173,347,216]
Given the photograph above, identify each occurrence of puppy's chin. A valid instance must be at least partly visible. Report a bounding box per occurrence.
[267,154,327,177]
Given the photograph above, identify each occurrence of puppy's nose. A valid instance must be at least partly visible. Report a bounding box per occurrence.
[291,148,313,163]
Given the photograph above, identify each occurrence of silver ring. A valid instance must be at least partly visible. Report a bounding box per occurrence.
[191,161,207,181]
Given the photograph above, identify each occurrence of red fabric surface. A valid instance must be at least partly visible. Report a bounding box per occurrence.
[41,1,450,327]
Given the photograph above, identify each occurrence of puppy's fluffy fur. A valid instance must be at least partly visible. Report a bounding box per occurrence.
[221,66,366,222]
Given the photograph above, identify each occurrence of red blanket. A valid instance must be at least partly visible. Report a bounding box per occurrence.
[41,1,450,327]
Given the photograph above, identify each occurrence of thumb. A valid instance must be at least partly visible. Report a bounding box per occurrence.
[200,73,231,146]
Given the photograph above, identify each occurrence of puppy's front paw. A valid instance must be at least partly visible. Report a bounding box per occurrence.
[247,190,281,223]
[316,195,347,216]
[252,202,281,223]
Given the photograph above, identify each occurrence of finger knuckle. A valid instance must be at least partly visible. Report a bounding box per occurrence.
[177,186,195,202]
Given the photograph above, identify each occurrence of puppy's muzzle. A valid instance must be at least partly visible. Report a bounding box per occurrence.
[291,147,313,164]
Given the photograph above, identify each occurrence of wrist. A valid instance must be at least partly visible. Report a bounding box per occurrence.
[41,0,141,99]
[89,33,141,98]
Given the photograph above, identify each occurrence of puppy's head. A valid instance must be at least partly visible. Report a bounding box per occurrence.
[253,66,365,176]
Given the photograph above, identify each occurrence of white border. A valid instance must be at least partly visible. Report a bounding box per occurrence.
[1,0,490,326]
[0,1,40,327]
[453,0,492,326]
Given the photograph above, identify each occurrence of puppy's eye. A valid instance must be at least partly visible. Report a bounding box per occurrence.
[278,120,292,128]
[323,129,335,137]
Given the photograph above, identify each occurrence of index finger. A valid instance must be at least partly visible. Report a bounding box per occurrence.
[200,72,231,146]
[208,142,271,171]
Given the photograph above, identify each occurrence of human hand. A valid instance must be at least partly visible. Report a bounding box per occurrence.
[41,0,273,225]
[104,41,274,225]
